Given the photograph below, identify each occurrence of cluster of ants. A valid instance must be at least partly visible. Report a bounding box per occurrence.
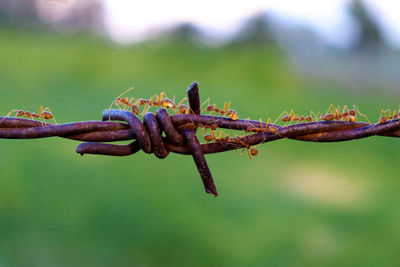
[110,88,261,159]
[111,88,190,116]
[274,104,368,124]
[5,87,400,160]
[110,87,240,121]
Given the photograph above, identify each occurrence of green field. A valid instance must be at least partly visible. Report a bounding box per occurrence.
[1,28,400,266]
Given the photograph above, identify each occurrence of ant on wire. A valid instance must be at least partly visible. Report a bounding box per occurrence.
[136,92,190,115]
[202,99,239,121]
[203,129,230,144]
[228,135,258,160]
[7,105,57,125]
[203,131,258,160]
[378,108,399,124]
[110,87,140,115]
[274,109,313,125]
[320,104,370,123]
[245,118,279,133]
[320,104,354,122]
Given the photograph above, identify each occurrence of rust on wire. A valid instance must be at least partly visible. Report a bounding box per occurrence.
[1,81,400,196]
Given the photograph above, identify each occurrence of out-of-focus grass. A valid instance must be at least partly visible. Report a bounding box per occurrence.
[1,28,400,266]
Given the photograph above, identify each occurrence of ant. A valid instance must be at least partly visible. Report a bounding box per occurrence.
[378,108,399,124]
[180,121,218,135]
[228,135,258,160]
[110,87,139,115]
[203,129,229,144]
[178,103,191,114]
[7,105,57,125]
[134,92,168,114]
[320,105,354,122]
[137,93,189,115]
[197,121,219,137]
[274,109,313,125]
[245,118,279,133]
[320,104,370,123]
[165,96,191,114]
[203,131,258,160]
[202,99,239,121]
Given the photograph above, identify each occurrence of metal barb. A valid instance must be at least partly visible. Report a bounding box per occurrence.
[1,82,400,196]
[185,81,218,196]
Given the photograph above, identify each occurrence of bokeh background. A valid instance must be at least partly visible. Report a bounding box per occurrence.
[1,0,400,266]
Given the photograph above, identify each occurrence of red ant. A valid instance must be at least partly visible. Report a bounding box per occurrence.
[7,105,57,124]
[245,118,279,133]
[202,99,239,121]
[110,87,139,115]
[275,109,313,124]
[228,135,258,160]
[378,108,399,124]
[320,104,369,123]
[203,129,229,144]
[137,93,190,115]
[203,131,258,160]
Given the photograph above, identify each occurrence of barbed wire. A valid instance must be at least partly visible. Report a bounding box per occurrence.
[1,81,399,196]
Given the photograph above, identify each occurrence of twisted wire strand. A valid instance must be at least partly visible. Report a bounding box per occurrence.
[2,115,399,151]
[1,81,400,196]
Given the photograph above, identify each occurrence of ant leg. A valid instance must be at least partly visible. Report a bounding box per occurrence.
[237,138,251,160]
[141,104,149,116]
[247,148,252,161]
[6,109,18,117]
[127,97,136,109]
[226,101,231,112]
[38,105,44,115]
[284,109,295,126]
[388,109,393,119]
[39,116,45,127]
[243,117,252,133]
[171,95,179,114]
[43,107,57,124]
[237,139,246,156]
[264,117,276,132]
[201,98,211,111]
[310,110,320,121]
[238,137,251,160]
[176,97,188,107]
[212,104,219,117]
[217,130,223,139]
[353,105,370,124]
[326,104,335,115]
[159,92,166,101]
[380,109,389,121]
[273,110,290,124]
[220,102,227,116]
[120,87,135,98]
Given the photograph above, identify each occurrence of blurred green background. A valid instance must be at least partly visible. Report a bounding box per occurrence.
[1,1,400,266]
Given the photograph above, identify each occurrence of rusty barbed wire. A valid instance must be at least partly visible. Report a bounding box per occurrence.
[1,81,400,196]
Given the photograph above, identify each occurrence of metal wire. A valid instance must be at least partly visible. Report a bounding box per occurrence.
[1,81,399,196]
